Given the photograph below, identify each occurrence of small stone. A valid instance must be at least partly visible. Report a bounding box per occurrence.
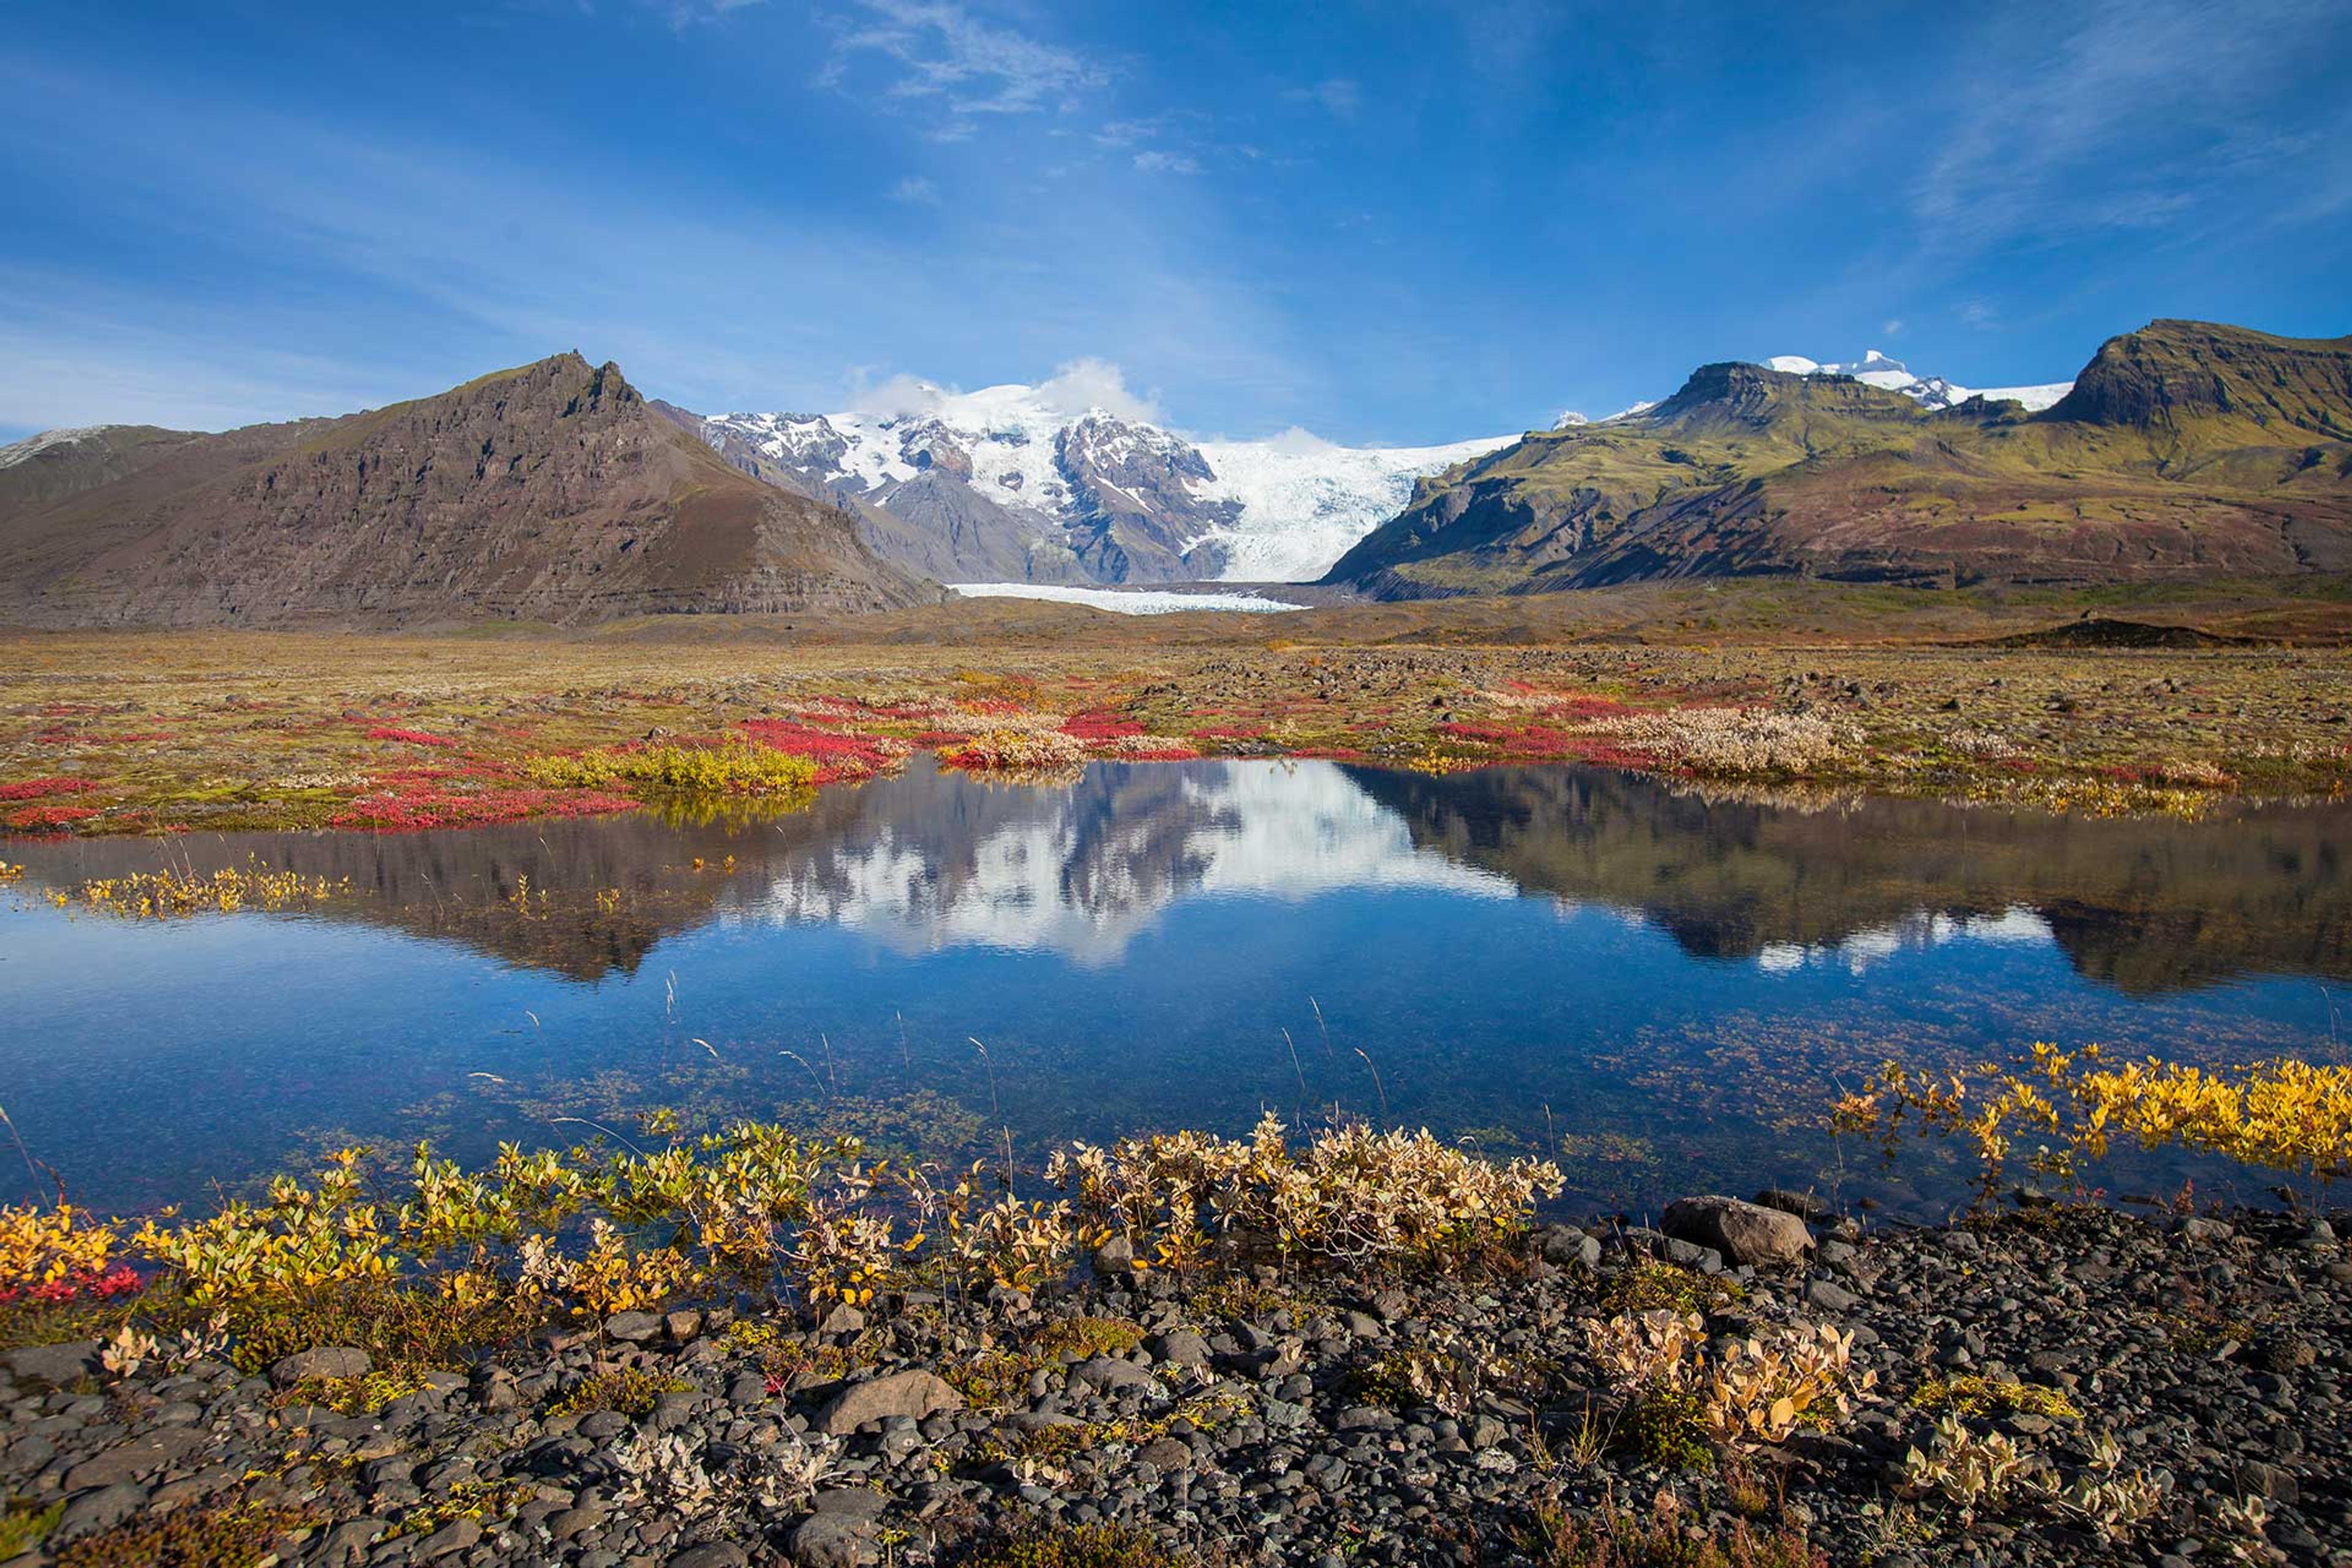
[1073,1355,1156,1393]
[816,1370,964,1434]
[2,1340,101,1385]
[62,1427,210,1491]
[818,1302,867,1336]
[53,1483,148,1542]
[604,1311,662,1344]
[1148,1329,1210,1369]
[1805,1279,1860,1313]
[788,1513,880,1568]
[668,1545,749,1568]
[1092,1234,1137,1278]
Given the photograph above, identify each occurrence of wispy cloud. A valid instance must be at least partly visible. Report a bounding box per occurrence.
[0,51,1314,436]
[643,0,766,29]
[821,0,1107,129]
[888,175,940,204]
[1132,149,1200,175]
[1913,0,2348,247]
[1286,78,1361,120]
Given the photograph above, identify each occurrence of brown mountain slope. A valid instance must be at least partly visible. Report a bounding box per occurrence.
[0,355,932,628]
[1324,320,2352,598]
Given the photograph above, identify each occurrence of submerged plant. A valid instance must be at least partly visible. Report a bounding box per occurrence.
[1839,1044,2352,1200]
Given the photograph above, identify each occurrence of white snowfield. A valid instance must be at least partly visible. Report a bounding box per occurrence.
[1761,350,2071,413]
[948,582,1307,615]
[1189,429,1512,581]
[704,380,1513,584]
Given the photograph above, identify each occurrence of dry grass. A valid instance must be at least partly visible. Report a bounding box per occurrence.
[2,589,2348,839]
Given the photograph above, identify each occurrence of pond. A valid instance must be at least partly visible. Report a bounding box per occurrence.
[4,756,2348,1219]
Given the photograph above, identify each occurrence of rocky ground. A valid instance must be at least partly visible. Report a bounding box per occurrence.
[2,1197,2345,1567]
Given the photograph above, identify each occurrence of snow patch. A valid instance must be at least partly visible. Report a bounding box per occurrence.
[950,582,1308,615]
[0,426,115,469]
[1761,352,2072,412]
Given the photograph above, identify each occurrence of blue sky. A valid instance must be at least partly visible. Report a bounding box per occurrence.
[4,1,2348,448]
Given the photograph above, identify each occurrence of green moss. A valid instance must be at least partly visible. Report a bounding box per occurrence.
[0,1498,66,1559]
[1907,1374,2082,1422]
[1602,1261,1746,1317]
[1617,1388,1715,1472]
[270,1368,435,1415]
[385,1479,538,1540]
[1030,1316,1146,1359]
[56,1496,319,1568]
[548,1366,695,1419]
[1513,1498,1825,1567]
[963,1521,1193,1568]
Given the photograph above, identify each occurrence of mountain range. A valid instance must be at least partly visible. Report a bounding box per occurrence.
[2,318,2345,627]
[658,386,1511,586]
[1322,320,2352,598]
[0,355,927,628]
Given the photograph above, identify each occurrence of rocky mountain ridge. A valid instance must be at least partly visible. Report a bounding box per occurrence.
[0,355,930,628]
[1324,320,2352,598]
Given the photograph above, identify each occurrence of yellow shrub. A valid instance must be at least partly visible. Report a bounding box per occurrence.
[519,741,817,796]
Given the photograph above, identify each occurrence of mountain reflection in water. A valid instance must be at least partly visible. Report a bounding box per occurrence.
[15,756,2348,991]
[5,757,2348,1214]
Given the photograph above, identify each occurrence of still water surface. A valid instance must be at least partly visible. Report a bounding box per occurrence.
[4,758,2348,1216]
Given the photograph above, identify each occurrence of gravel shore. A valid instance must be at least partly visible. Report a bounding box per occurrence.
[3,1198,2345,1567]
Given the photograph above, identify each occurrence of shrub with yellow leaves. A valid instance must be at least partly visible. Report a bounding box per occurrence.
[1838,1044,2352,1200]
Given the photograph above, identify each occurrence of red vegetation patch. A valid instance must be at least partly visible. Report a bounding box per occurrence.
[1115,747,1200,762]
[0,1262,143,1308]
[734,717,895,781]
[5,804,101,831]
[364,726,456,747]
[1436,721,1585,755]
[329,784,638,832]
[1544,696,1633,721]
[0,777,95,801]
[1061,711,1145,741]
[1188,723,1269,740]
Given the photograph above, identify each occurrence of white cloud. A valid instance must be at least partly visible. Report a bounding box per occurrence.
[646,0,766,28]
[888,175,940,204]
[1880,318,1904,337]
[1132,149,1200,175]
[1306,78,1361,119]
[823,0,1106,119]
[1033,358,1160,422]
[844,371,951,418]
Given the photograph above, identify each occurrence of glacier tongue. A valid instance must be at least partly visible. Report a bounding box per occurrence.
[701,380,1513,584]
[1193,431,1514,581]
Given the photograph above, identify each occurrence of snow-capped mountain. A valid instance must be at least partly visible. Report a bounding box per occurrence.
[684,384,1513,586]
[1761,350,2072,412]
